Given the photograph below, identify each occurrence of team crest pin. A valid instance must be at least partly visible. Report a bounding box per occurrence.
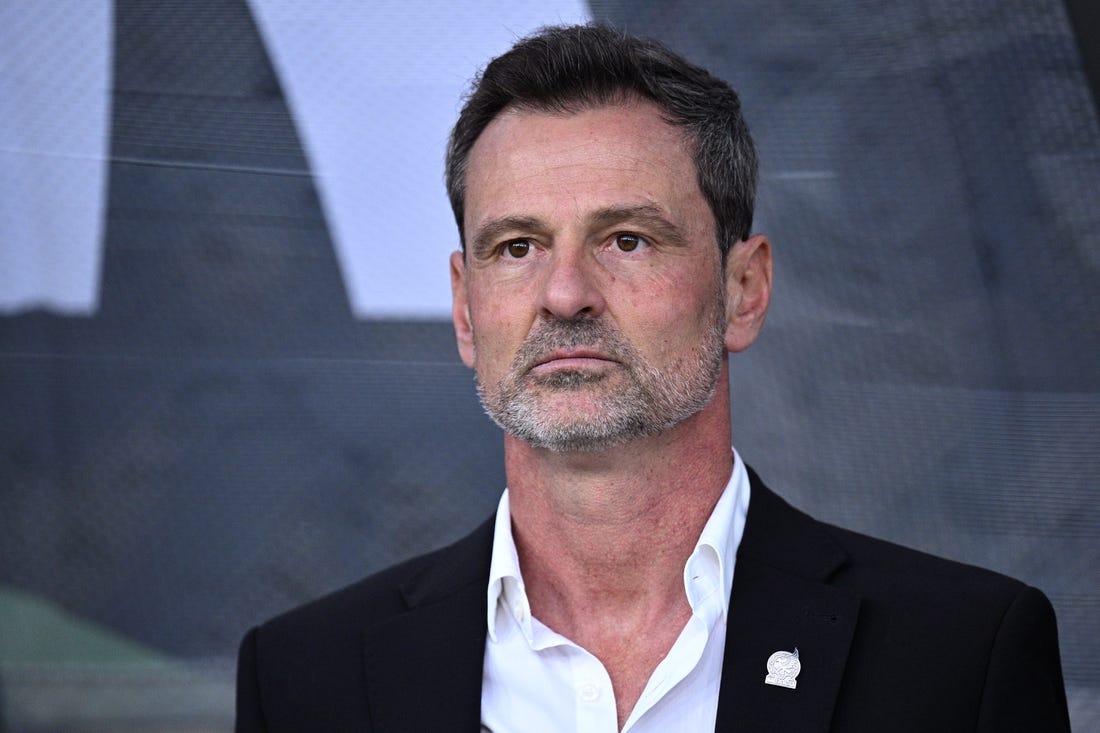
[764,647,801,689]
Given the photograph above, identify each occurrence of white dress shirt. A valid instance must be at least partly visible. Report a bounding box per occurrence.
[480,451,751,733]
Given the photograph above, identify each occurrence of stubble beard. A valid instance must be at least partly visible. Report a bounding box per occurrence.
[475,297,728,452]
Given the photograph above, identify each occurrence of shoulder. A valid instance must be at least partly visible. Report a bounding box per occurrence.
[825,518,1026,598]
[235,518,495,730]
[740,468,1055,671]
[817,509,1068,729]
[741,471,1068,729]
[743,467,1031,607]
[244,516,494,663]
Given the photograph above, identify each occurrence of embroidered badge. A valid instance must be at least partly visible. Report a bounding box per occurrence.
[764,647,801,689]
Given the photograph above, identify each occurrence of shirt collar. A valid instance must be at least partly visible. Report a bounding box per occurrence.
[683,449,750,621]
[486,489,529,643]
[486,450,751,642]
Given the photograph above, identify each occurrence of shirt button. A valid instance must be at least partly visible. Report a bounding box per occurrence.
[578,682,600,702]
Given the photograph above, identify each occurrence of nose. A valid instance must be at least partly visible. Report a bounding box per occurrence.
[536,245,606,320]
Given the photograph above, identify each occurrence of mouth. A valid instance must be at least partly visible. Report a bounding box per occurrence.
[528,349,620,375]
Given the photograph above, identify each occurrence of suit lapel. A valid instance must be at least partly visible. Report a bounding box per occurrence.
[716,472,861,733]
[362,520,494,732]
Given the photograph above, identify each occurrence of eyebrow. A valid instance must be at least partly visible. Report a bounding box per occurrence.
[588,204,688,248]
[469,216,547,260]
[468,203,688,260]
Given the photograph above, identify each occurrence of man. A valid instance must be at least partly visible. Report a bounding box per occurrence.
[236,24,1069,732]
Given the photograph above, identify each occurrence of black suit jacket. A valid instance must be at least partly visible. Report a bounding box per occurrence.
[236,469,1069,731]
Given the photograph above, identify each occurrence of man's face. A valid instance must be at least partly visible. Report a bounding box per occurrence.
[451,99,728,451]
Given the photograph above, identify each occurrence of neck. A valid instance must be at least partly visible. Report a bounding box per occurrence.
[502,375,735,727]
[503,375,734,630]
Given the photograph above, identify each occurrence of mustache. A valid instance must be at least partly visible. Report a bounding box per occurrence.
[512,318,633,373]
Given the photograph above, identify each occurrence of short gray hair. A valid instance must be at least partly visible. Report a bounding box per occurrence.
[445,24,758,257]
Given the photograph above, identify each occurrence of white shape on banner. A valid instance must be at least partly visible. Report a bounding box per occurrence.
[0,0,113,315]
[249,0,592,318]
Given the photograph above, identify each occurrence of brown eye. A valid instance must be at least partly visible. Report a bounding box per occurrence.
[506,240,531,258]
[615,233,643,252]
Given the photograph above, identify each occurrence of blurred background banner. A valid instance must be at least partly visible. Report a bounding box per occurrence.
[1,1,1097,730]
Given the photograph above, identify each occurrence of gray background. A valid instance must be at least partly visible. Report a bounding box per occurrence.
[1,0,1097,730]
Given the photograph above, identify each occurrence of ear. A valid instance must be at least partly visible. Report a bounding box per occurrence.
[450,250,476,368]
[724,234,772,353]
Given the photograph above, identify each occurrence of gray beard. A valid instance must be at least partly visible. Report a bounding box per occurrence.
[475,309,726,452]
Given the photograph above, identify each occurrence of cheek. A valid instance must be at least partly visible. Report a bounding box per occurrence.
[626,265,695,309]
[617,271,721,354]
[468,300,528,370]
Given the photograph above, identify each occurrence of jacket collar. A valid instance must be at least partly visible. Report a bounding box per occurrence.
[715,467,862,732]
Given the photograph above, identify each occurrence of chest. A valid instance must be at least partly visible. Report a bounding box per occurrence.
[481,610,727,732]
